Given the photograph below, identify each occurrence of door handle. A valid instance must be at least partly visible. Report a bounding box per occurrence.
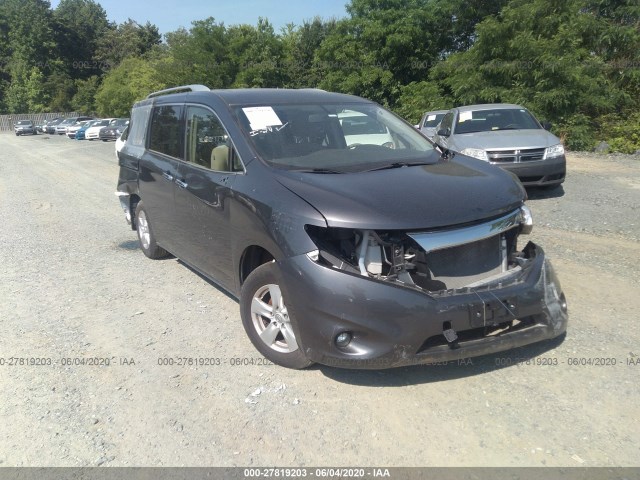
[175,179,188,189]
[162,171,174,181]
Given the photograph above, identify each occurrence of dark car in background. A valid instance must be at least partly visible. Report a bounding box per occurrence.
[14,120,37,136]
[44,118,63,134]
[116,85,568,370]
[99,118,129,141]
[432,104,566,187]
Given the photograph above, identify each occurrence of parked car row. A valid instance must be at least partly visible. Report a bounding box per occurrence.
[33,116,129,141]
[418,104,566,188]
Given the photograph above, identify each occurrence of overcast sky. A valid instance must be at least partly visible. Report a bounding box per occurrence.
[49,0,349,34]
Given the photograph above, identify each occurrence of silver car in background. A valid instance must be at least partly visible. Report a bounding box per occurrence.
[432,104,566,188]
[417,110,447,139]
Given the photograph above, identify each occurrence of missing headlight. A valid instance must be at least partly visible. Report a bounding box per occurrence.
[306,220,530,293]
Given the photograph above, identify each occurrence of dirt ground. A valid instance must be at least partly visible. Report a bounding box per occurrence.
[0,132,639,467]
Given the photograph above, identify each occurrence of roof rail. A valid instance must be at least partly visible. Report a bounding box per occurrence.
[147,84,210,99]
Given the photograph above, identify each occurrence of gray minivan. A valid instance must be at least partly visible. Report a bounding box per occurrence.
[116,85,567,369]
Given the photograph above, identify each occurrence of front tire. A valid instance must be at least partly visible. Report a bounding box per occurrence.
[134,202,168,259]
[240,262,313,369]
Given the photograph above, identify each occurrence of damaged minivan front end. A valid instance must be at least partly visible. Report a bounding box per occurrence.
[278,205,567,368]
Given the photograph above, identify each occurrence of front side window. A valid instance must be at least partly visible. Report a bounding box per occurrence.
[233,103,437,172]
[439,113,453,134]
[185,106,237,172]
[148,105,184,159]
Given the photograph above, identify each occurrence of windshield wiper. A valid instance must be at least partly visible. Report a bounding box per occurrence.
[364,161,433,172]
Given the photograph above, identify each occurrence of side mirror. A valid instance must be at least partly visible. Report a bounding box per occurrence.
[437,127,450,137]
[541,121,552,131]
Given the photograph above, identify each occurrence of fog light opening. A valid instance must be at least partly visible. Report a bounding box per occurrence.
[335,332,353,348]
[560,293,568,313]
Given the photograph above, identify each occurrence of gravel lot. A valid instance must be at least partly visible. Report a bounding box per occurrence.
[0,132,639,467]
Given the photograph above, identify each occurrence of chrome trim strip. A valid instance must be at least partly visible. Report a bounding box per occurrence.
[408,209,521,253]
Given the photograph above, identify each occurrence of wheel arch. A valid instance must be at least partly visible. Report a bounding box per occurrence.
[239,245,276,286]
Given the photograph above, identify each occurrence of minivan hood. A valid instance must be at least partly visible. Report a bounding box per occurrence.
[452,129,561,150]
[275,155,525,231]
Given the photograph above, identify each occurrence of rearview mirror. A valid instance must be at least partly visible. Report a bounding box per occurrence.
[541,121,552,131]
[437,127,450,137]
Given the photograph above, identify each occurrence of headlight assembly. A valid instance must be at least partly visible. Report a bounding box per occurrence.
[461,148,489,161]
[543,144,565,159]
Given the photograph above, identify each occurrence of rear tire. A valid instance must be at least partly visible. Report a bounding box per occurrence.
[134,202,168,259]
[240,262,313,369]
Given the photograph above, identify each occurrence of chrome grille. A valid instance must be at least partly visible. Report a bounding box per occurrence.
[487,148,546,163]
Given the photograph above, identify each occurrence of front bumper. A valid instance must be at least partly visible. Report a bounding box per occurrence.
[279,243,567,369]
[494,155,566,187]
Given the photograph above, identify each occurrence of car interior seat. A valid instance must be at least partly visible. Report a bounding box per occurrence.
[211,145,230,171]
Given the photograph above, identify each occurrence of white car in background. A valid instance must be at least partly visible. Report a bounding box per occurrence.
[337,110,394,148]
[115,126,128,159]
[85,118,115,140]
[66,120,90,139]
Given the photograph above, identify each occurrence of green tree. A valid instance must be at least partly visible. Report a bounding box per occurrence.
[45,71,75,111]
[95,56,165,116]
[316,0,509,106]
[94,19,161,69]
[161,18,232,88]
[395,81,452,124]
[281,17,337,88]
[230,18,285,88]
[53,0,110,79]
[71,75,100,113]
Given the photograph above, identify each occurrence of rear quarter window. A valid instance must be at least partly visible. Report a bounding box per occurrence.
[148,105,184,159]
[127,105,152,148]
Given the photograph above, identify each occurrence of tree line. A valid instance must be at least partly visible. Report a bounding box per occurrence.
[1,0,638,151]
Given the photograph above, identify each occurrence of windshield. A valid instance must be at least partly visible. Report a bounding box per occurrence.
[422,113,445,128]
[233,103,436,172]
[17,121,32,125]
[454,108,541,134]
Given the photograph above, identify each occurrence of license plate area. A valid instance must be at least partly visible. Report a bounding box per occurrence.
[468,296,519,328]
